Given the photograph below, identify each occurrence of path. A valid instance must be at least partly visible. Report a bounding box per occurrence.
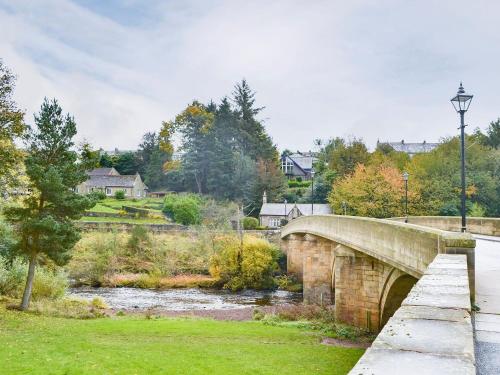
[474,235,500,375]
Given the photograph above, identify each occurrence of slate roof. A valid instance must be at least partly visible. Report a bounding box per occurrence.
[260,203,332,216]
[88,168,117,176]
[86,175,138,188]
[288,153,315,170]
[382,141,439,155]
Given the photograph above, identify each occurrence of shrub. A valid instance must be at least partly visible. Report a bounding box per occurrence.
[0,257,68,300]
[209,235,280,291]
[89,191,106,201]
[163,194,201,225]
[114,190,126,200]
[296,177,302,182]
[242,217,259,230]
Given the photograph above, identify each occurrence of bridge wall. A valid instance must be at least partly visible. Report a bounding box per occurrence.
[389,216,500,236]
[349,254,475,374]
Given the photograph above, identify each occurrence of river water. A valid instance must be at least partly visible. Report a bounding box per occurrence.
[68,287,302,311]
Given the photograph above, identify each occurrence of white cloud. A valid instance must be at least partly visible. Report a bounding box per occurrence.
[1,0,499,151]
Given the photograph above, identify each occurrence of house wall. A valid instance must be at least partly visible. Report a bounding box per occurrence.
[260,215,286,228]
[132,178,147,198]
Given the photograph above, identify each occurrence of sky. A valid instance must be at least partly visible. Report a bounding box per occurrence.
[1,0,499,152]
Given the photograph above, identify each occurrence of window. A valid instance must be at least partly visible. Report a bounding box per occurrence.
[136,190,141,197]
[106,188,112,195]
[269,218,282,228]
[281,158,294,174]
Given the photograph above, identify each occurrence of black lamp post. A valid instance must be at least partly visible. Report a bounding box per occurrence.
[310,169,315,215]
[451,82,473,233]
[403,171,409,223]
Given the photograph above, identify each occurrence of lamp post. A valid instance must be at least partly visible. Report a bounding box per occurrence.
[310,169,315,215]
[451,82,473,233]
[403,171,409,223]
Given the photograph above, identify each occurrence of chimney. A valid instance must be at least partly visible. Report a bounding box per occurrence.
[262,191,267,204]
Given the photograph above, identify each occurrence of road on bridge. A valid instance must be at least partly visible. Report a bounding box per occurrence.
[474,235,500,375]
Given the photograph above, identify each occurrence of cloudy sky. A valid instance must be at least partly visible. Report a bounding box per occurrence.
[1,0,498,151]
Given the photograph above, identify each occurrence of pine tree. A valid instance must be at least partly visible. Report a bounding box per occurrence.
[4,98,97,310]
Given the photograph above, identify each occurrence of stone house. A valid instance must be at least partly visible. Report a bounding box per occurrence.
[280,152,317,180]
[76,167,148,198]
[259,192,332,228]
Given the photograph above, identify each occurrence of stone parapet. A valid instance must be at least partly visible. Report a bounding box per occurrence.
[349,254,475,375]
[389,216,500,237]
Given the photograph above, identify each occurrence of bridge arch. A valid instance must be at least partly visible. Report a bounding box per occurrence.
[379,269,417,327]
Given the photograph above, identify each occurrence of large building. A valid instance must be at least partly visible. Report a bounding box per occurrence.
[259,192,332,228]
[377,140,439,157]
[76,167,148,198]
[280,152,318,180]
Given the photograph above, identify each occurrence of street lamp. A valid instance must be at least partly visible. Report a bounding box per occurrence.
[402,171,409,223]
[310,169,315,215]
[451,82,473,233]
[284,199,287,223]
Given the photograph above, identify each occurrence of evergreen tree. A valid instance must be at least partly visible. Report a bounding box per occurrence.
[113,151,140,175]
[4,98,97,310]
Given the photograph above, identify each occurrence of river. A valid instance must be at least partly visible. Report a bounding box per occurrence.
[69,287,302,311]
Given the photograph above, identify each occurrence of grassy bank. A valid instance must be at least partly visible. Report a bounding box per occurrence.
[0,307,363,374]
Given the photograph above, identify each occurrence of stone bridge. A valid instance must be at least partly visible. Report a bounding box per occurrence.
[280,215,475,332]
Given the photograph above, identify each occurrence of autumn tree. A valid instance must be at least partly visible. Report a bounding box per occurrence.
[328,163,416,218]
[4,99,97,310]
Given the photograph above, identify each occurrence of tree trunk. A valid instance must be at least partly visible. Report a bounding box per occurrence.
[20,255,36,311]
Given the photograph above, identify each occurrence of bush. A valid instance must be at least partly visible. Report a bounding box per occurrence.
[242,217,259,230]
[114,190,126,200]
[163,194,201,225]
[89,191,107,201]
[209,235,280,291]
[0,257,68,300]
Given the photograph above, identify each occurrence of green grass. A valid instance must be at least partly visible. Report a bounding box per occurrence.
[0,309,363,375]
[78,216,168,224]
[87,203,120,213]
[102,197,164,210]
[86,198,165,215]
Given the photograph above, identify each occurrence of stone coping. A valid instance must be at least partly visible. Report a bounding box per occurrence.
[349,254,475,375]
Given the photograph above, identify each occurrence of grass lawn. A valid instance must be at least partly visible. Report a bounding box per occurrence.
[102,197,164,210]
[88,202,120,213]
[0,309,363,375]
[86,198,165,214]
[78,216,168,224]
